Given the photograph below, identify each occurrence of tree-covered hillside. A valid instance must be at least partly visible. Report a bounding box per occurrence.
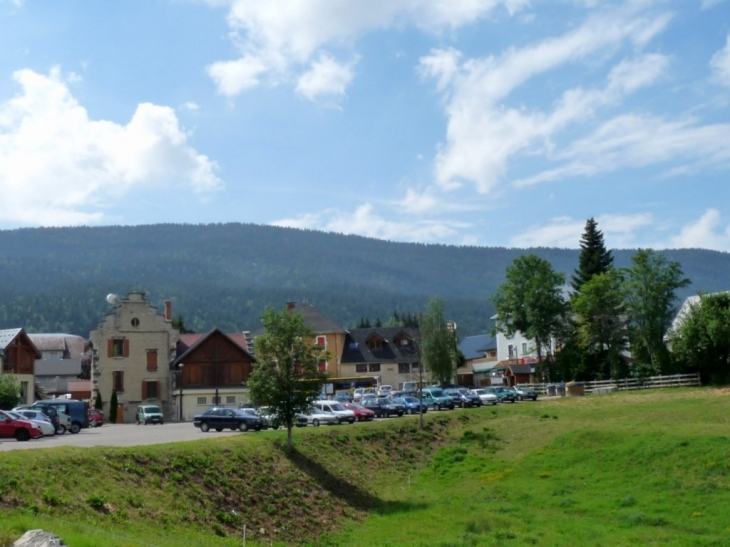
[0,223,728,338]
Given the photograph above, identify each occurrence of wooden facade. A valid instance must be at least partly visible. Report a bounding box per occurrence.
[176,330,254,390]
[1,330,40,375]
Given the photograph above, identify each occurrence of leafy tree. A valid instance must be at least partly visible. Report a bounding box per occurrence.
[249,306,328,450]
[0,374,20,410]
[571,270,629,380]
[491,255,568,369]
[109,390,118,424]
[419,298,459,386]
[669,292,730,384]
[571,218,614,292]
[94,391,103,410]
[623,249,691,374]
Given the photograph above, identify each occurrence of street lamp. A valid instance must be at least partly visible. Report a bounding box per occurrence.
[177,363,185,422]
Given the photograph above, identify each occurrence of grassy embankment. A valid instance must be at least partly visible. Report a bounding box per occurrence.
[1,388,729,546]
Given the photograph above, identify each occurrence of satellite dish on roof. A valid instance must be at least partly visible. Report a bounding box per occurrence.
[106,294,119,305]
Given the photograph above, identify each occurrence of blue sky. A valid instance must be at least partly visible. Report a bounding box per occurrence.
[1,1,729,250]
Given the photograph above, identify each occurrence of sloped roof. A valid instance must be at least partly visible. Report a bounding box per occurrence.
[508,364,534,375]
[173,328,255,366]
[28,333,86,358]
[287,302,346,334]
[459,334,496,360]
[0,328,23,350]
[340,326,419,364]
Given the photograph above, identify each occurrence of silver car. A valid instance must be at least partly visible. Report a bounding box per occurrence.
[303,408,339,426]
[471,388,499,405]
[7,411,56,436]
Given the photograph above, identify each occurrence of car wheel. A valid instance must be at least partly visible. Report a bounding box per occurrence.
[160,421,164,425]
[313,419,320,427]
[15,429,30,442]
[215,427,223,432]
[136,419,140,425]
[239,422,249,432]
[70,423,81,434]
[56,425,66,435]
[435,404,440,411]
[201,422,210,432]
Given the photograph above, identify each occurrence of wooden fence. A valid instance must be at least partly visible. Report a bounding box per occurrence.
[517,373,701,395]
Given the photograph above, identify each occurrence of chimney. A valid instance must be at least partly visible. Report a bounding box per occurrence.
[286,301,296,311]
[164,300,172,322]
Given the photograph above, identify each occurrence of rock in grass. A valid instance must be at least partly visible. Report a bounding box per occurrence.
[13,530,67,547]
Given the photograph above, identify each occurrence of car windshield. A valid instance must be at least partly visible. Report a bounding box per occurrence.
[146,406,162,413]
[403,397,418,403]
[473,389,485,395]
[430,389,445,397]
[329,404,345,411]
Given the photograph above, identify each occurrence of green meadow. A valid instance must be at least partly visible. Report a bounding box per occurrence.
[1,388,729,546]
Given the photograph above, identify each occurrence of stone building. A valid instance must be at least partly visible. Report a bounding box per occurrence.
[89,292,179,423]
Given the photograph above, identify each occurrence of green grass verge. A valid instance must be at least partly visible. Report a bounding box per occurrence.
[1,388,730,546]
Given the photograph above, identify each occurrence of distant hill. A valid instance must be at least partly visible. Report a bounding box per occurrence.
[0,223,728,338]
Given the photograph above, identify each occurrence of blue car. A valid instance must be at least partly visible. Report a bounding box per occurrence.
[393,396,428,415]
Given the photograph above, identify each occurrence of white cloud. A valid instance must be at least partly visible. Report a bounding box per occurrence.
[710,34,730,88]
[295,54,357,102]
[701,0,728,9]
[510,213,654,248]
[273,202,469,242]
[423,4,673,193]
[669,209,730,251]
[0,68,221,226]
[206,0,527,98]
[515,114,730,186]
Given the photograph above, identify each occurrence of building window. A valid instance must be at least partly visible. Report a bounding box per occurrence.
[355,364,367,373]
[144,381,158,399]
[113,371,124,392]
[522,342,528,355]
[316,336,327,349]
[212,396,221,405]
[109,338,128,358]
[398,363,410,374]
[368,363,381,373]
[318,360,327,372]
[508,344,515,359]
[131,318,140,327]
[197,397,207,405]
[48,352,60,361]
[146,350,158,371]
[226,396,236,404]
[366,337,383,350]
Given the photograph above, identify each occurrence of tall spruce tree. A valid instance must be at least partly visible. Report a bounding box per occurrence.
[571,218,613,292]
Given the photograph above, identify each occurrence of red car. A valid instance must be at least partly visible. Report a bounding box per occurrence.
[343,402,376,422]
[0,409,43,441]
[88,408,105,427]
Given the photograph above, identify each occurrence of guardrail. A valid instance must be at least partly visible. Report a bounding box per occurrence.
[516,373,701,395]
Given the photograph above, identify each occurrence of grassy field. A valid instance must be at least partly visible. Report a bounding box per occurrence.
[1,388,729,546]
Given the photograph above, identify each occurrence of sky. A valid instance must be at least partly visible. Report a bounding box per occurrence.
[1,0,729,251]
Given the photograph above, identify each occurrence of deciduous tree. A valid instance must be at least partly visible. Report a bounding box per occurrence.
[0,374,20,410]
[419,298,459,386]
[249,306,328,450]
[491,255,568,369]
[669,292,730,384]
[623,249,690,374]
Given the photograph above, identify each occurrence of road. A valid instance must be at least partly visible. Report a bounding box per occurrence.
[0,422,241,452]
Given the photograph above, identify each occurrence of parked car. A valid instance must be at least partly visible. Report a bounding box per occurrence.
[419,387,455,411]
[31,399,89,433]
[392,396,427,415]
[14,408,58,432]
[398,381,419,396]
[514,386,539,401]
[136,404,164,425]
[313,400,356,424]
[193,407,263,432]
[0,410,42,441]
[333,392,353,403]
[488,386,517,403]
[254,407,282,429]
[361,397,405,418]
[377,385,394,397]
[302,407,340,426]
[22,404,71,434]
[444,388,482,408]
[471,388,499,406]
[6,411,55,437]
[342,402,376,422]
[87,408,105,427]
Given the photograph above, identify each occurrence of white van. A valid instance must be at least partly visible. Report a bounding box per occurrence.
[313,400,356,424]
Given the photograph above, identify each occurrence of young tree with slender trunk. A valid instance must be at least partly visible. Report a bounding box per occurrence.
[249,306,328,451]
[623,249,690,374]
[419,298,459,387]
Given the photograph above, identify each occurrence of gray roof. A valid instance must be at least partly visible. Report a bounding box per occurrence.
[289,302,346,334]
[28,333,86,358]
[0,328,23,351]
[340,327,419,364]
[459,334,496,360]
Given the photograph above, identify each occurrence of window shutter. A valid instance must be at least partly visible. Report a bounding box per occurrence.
[142,381,148,400]
[123,339,130,358]
[147,351,158,370]
[107,340,113,358]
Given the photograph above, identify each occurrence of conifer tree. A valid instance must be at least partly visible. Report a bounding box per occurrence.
[571,218,613,292]
[109,390,118,424]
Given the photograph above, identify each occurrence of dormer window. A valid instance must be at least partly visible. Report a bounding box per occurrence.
[394,334,412,349]
[365,334,384,350]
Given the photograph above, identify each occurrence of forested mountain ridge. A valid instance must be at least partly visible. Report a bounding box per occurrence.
[0,223,728,338]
